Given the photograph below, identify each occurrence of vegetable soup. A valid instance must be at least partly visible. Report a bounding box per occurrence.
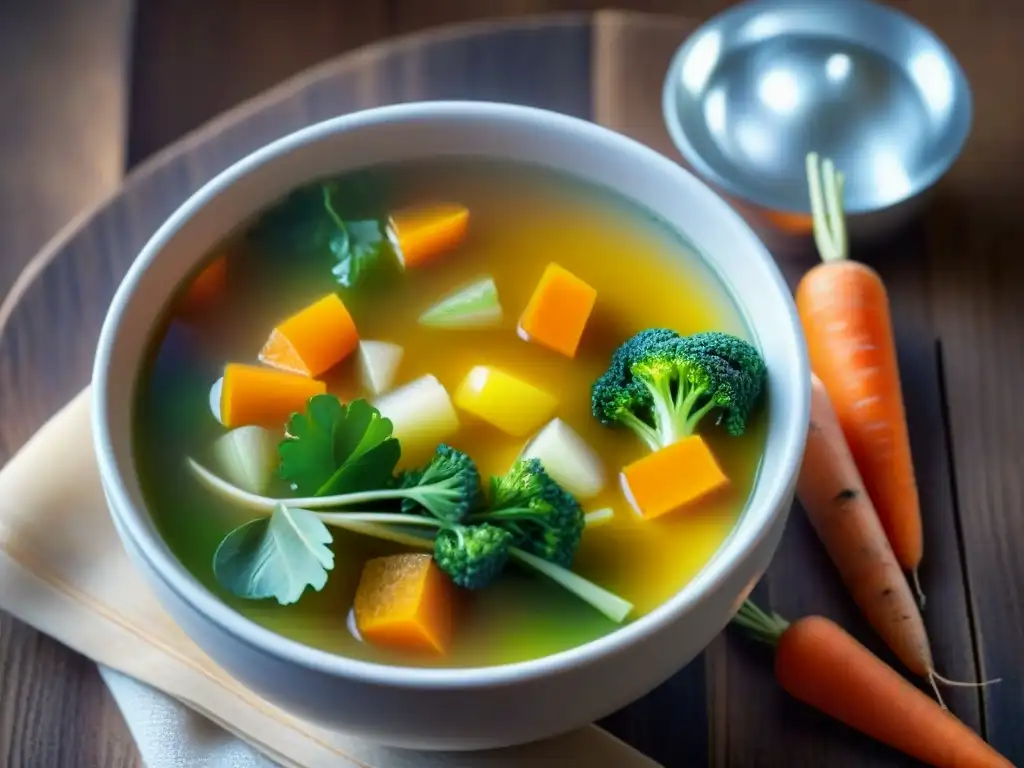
[134,160,767,668]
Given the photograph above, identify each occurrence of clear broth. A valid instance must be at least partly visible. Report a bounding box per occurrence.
[134,160,766,668]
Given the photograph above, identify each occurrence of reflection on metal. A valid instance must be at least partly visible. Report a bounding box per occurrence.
[663,0,972,219]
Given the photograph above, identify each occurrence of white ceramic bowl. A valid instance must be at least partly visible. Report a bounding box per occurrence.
[92,102,809,751]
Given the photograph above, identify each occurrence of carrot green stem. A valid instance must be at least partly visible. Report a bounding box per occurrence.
[730,599,791,647]
[806,152,848,264]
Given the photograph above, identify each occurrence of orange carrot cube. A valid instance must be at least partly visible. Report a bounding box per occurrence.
[259,293,358,377]
[220,363,325,429]
[179,256,227,315]
[354,553,454,655]
[517,263,597,358]
[389,203,469,268]
[620,435,729,519]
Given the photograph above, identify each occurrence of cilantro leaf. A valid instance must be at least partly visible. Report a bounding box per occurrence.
[245,185,339,257]
[323,187,397,288]
[279,394,400,497]
[213,504,334,605]
[243,180,396,290]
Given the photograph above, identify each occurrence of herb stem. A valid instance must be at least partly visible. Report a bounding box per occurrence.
[509,547,634,624]
[192,458,637,623]
[299,488,416,509]
[188,458,279,511]
[316,512,439,528]
[319,517,435,550]
[187,459,420,513]
[321,185,347,234]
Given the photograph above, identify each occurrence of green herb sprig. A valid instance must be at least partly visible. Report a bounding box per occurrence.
[196,395,633,622]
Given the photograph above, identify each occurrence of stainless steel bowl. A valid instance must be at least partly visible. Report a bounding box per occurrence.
[662,0,972,236]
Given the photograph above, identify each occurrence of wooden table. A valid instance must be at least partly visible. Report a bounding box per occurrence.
[1,10,1021,767]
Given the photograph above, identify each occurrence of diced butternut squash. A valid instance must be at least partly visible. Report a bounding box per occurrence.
[179,256,227,315]
[454,365,557,437]
[389,203,469,268]
[220,363,326,429]
[517,263,597,358]
[259,293,358,377]
[619,435,729,519]
[353,553,454,655]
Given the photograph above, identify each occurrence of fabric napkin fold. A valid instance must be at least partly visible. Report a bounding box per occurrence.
[0,387,661,768]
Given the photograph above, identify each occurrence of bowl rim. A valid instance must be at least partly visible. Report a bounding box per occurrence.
[661,0,974,217]
[92,100,810,689]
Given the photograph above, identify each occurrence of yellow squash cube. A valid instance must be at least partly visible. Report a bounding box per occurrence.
[454,366,557,436]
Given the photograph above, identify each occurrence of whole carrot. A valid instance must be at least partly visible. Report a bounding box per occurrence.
[796,152,924,600]
[732,601,1015,768]
[799,374,932,678]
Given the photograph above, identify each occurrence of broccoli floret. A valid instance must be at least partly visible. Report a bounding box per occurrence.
[591,329,678,449]
[433,523,512,589]
[591,328,766,450]
[394,444,481,523]
[472,458,585,568]
[487,457,546,508]
[679,331,767,436]
[591,374,659,449]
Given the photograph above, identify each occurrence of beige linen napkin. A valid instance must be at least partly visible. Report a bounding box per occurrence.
[0,387,661,768]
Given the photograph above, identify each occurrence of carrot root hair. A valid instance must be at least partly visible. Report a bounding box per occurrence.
[932,669,1003,688]
[927,668,1003,710]
[912,568,926,609]
[926,671,948,710]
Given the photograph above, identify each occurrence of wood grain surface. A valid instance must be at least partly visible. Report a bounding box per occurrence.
[1,4,1022,767]
[0,0,129,294]
[0,2,138,766]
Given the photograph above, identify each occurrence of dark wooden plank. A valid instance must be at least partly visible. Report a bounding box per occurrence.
[0,626,139,768]
[894,1,1024,760]
[599,663,708,768]
[127,0,388,165]
[0,0,129,297]
[877,225,983,726]
[925,196,1024,760]
[592,9,985,767]
[0,1,139,766]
